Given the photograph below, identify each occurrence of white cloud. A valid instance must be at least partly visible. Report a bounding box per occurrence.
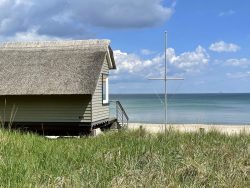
[112,45,209,80]
[0,28,62,42]
[113,50,163,76]
[72,0,175,28]
[219,10,235,17]
[225,58,250,68]
[0,0,175,41]
[167,46,209,72]
[209,41,240,52]
[226,71,250,78]
[140,49,155,55]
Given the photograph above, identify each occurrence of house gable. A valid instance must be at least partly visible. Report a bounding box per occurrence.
[91,56,110,123]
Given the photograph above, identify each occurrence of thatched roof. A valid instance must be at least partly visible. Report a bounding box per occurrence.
[0,40,116,95]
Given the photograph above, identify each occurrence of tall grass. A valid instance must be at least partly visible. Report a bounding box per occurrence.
[0,128,249,187]
[0,98,18,130]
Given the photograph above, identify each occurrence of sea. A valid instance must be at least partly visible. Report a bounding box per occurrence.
[109,93,250,125]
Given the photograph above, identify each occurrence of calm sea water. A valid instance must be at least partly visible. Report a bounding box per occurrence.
[110,94,250,125]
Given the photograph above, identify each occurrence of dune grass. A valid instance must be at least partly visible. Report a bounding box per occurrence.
[0,128,249,187]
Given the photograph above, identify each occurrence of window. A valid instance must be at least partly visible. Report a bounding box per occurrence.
[102,74,109,104]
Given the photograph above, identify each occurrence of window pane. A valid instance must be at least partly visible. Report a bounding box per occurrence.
[102,74,108,104]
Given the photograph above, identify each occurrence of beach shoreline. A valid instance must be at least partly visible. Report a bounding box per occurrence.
[128,123,250,134]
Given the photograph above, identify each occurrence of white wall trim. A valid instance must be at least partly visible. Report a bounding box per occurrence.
[103,77,109,104]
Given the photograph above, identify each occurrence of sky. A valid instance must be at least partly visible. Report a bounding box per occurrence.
[0,0,249,94]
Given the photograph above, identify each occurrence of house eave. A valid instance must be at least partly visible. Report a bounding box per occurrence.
[107,46,116,70]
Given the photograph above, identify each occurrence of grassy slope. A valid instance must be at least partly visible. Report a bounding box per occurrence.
[0,129,249,187]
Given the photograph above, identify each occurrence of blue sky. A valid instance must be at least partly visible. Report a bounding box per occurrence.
[0,0,249,93]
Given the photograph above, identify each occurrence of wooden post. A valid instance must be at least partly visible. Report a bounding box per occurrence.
[122,112,124,127]
[116,101,118,121]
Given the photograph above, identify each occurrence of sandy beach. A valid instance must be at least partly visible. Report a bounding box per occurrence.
[128,123,250,135]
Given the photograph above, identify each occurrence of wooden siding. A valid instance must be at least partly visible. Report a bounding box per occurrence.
[92,56,110,122]
[0,95,91,123]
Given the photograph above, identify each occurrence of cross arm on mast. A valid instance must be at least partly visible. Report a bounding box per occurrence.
[148,31,184,135]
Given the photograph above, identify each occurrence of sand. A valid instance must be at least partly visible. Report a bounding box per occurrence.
[128,123,250,135]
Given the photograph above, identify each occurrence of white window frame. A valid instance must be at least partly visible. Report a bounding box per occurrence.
[102,74,109,104]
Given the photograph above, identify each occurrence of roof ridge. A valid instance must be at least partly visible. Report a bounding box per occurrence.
[0,39,111,48]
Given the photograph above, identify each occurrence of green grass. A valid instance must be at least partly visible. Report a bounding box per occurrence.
[0,128,249,187]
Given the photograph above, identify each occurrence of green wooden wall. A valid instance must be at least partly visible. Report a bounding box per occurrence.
[0,95,92,123]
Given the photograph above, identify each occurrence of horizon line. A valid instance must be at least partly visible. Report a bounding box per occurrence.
[110,92,250,95]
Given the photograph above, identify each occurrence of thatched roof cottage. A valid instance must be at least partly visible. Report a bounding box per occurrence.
[0,40,126,135]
